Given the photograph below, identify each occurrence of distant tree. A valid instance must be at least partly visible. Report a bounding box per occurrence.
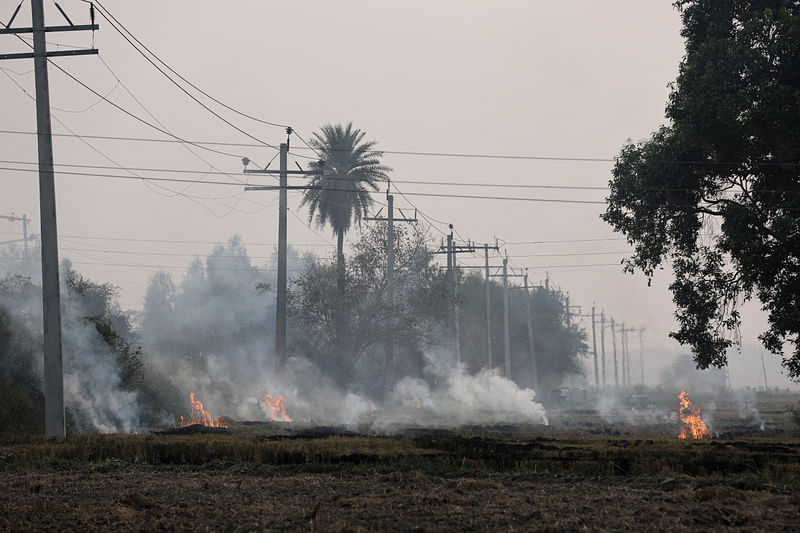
[302,123,391,294]
[289,222,447,390]
[457,273,587,390]
[602,1,800,379]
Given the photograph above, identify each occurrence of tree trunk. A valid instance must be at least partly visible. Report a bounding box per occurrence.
[336,230,345,295]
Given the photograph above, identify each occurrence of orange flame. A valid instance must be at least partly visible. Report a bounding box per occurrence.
[180,392,226,428]
[264,394,293,422]
[677,391,711,439]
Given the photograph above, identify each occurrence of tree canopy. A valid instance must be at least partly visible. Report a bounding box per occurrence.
[602,0,800,379]
[302,123,390,292]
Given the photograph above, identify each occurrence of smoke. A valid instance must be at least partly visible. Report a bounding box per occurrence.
[61,316,143,433]
[0,252,148,433]
[733,390,766,430]
[378,348,548,427]
[658,354,727,393]
[595,392,671,426]
[388,368,548,426]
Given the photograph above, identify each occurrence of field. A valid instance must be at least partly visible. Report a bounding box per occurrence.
[1,391,799,532]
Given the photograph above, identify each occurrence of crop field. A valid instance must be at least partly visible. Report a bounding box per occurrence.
[1,394,799,532]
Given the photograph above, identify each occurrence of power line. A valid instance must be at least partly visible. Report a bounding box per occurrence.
[58,233,333,247]
[0,128,615,162]
[503,237,627,245]
[0,158,614,191]
[90,0,290,130]
[0,23,263,164]
[66,259,305,273]
[86,1,282,151]
[0,165,610,205]
[510,250,631,258]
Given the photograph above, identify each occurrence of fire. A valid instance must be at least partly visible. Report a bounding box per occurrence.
[180,392,226,428]
[264,394,293,422]
[677,391,711,439]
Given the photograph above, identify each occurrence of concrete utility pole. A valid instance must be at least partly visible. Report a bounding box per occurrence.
[591,305,599,389]
[639,326,645,386]
[620,325,637,388]
[275,142,288,369]
[610,317,619,388]
[1,1,99,440]
[485,243,493,369]
[524,270,538,391]
[436,230,476,367]
[502,253,511,377]
[482,242,499,369]
[620,322,627,388]
[0,213,31,254]
[600,311,607,389]
[244,129,316,370]
[365,186,416,400]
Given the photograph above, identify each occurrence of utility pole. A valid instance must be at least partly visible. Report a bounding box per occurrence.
[760,352,768,391]
[591,305,599,389]
[1,1,99,440]
[563,293,580,329]
[524,270,538,391]
[502,253,511,377]
[435,230,476,367]
[610,317,619,388]
[483,242,499,369]
[620,322,627,388]
[488,261,524,379]
[600,311,607,389]
[365,186,416,400]
[0,213,31,254]
[244,129,316,370]
[639,326,645,386]
[620,324,637,388]
[485,243,492,369]
[276,142,288,370]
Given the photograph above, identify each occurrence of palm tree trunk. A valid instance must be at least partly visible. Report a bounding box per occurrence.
[336,230,345,295]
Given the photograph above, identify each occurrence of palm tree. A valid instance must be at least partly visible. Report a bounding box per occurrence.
[302,122,390,293]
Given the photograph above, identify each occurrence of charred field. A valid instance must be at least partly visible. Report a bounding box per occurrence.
[1,398,799,532]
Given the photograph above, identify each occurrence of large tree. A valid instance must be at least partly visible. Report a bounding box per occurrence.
[302,123,390,293]
[603,1,800,379]
[289,222,448,390]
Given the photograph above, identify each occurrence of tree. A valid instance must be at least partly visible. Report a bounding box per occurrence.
[602,1,800,379]
[302,123,391,294]
[456,273,587,391]
[289,222,448,390]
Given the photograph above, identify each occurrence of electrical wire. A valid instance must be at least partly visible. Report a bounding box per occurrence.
[0,22,263,164]
[89,0,290,130]
[58,233,334,247]
[1,165,613,205]
[86,1,281,151]
[0,158,614,191]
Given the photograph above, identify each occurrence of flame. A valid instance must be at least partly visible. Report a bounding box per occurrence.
[264,394,293,422]
[180,392,226,428]
[677,391,711,439]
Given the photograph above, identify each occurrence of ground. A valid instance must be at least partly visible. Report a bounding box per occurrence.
[1,468,798,532]
[1,391,798,531]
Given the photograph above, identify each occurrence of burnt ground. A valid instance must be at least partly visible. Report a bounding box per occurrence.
[1,467,798,532]
[2,396,799,532]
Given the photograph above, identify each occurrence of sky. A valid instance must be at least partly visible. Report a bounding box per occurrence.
[1,0,795,389]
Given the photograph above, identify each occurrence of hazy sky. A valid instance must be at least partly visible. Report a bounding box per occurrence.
[1,1,794,388]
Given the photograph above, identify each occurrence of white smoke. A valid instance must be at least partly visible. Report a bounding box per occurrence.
[387,367,548,426]
[61,318,143,433]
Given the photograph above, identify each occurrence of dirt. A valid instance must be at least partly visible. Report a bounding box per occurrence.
[1,468,797,532]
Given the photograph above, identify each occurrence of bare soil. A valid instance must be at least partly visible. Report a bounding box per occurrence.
[1,468,798,532]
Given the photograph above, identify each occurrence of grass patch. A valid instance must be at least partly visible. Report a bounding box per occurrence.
[1,430,798,486]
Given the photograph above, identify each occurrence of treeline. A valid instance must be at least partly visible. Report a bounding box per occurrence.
[0,224,586,433]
